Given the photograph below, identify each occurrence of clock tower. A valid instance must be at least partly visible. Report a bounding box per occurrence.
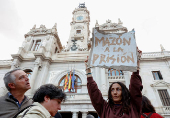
[65,3,91,51]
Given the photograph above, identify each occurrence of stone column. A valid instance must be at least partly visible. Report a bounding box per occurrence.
[123,71,130,89]
[34,61,50,90]
[30,58,42,93]
[82,112,87,118]
[72,112,78,118]
[46,36,54,57]
[93,67,100,88]
[100,68,107,95]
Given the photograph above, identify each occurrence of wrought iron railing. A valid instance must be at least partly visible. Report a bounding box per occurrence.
[108,75,124,80]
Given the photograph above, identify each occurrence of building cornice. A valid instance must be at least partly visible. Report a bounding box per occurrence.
[141,51,170,60]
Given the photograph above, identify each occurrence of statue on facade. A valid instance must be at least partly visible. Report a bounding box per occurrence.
[160,44,165,52]
[95,20,99,27]
[52,23,57,29]
[41,38,47,47]
[32,24,36,29]
[118,18,123,25]
[63,45,71,52]
[21,40,27,48]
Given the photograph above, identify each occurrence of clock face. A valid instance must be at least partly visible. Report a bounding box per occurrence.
[77,16,83,20]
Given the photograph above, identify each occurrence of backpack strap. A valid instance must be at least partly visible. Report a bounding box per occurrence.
[142,113,148,118]
[147,112,153,118]
[141,113,153,118]
[13,105,35,118]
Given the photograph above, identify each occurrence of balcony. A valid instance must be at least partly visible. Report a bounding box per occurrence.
[108,75,125,83]
[155,106,170,115]
[71,34,84,40]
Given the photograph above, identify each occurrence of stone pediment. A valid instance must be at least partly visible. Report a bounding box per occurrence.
[25,24,57,37]
[96,19,128,34]
[150,81,170,88]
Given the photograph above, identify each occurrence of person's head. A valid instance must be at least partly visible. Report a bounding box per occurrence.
[108,82,130,113]
[142,95,156,113]
[86,114,94,118]
[3,68,31,92]
[33,84,66,116]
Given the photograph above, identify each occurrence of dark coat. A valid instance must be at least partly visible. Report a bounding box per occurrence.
[0,93,33,118]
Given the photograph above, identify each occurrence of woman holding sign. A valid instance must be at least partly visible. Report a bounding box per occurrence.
[85,49,143,118]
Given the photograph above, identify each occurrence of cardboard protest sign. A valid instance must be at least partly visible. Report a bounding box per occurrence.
[88,28,137,72]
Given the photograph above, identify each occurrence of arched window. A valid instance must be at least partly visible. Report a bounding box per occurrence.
[24,69,33,80]
[108,69,123,76]
[58,74,82,93]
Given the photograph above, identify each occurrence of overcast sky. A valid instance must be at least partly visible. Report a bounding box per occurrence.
[0,0,170,60]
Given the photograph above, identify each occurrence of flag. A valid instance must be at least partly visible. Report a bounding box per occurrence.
[72,69,75,90]
[64,72,68,90]
[68,71,72,91]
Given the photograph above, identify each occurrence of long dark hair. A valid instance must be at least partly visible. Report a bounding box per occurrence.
[142,95,156,113]
[108,82,131,114]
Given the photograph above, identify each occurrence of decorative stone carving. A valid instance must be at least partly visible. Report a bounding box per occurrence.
[160,44,165,52]
[77,45,88,51]
[46,35,50,40]
[41,38,47,47]
[75,25,84,29]
[34,58,42,67]
[21,40,27,48]
[97,19,128,34]
[63,45,71,52]
[26,36,32,42]
[118,18,123,25]
[26,24,52,36]
[40,24,46,29]
[52,23,57,29]
[151,81,170,88]
[95,20,99,27]
[11,59,20,68]
[32,24,36,29]
[48,71,56,83]
[150,81,170,92]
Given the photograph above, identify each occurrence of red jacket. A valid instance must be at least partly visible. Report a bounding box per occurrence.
[141,113,163,118]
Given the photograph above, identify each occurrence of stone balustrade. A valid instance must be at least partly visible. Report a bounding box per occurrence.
[142,51,170,58]
[66,93,90,100]
[0,60,12,64]
[155,106,170,115]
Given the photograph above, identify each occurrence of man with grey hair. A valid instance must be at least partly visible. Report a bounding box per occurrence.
[0,68,32,118]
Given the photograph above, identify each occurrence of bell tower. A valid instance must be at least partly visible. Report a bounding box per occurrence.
[65,3,90,51]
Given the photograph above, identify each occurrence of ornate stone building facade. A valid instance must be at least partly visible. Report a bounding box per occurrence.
[0,3,170,118]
